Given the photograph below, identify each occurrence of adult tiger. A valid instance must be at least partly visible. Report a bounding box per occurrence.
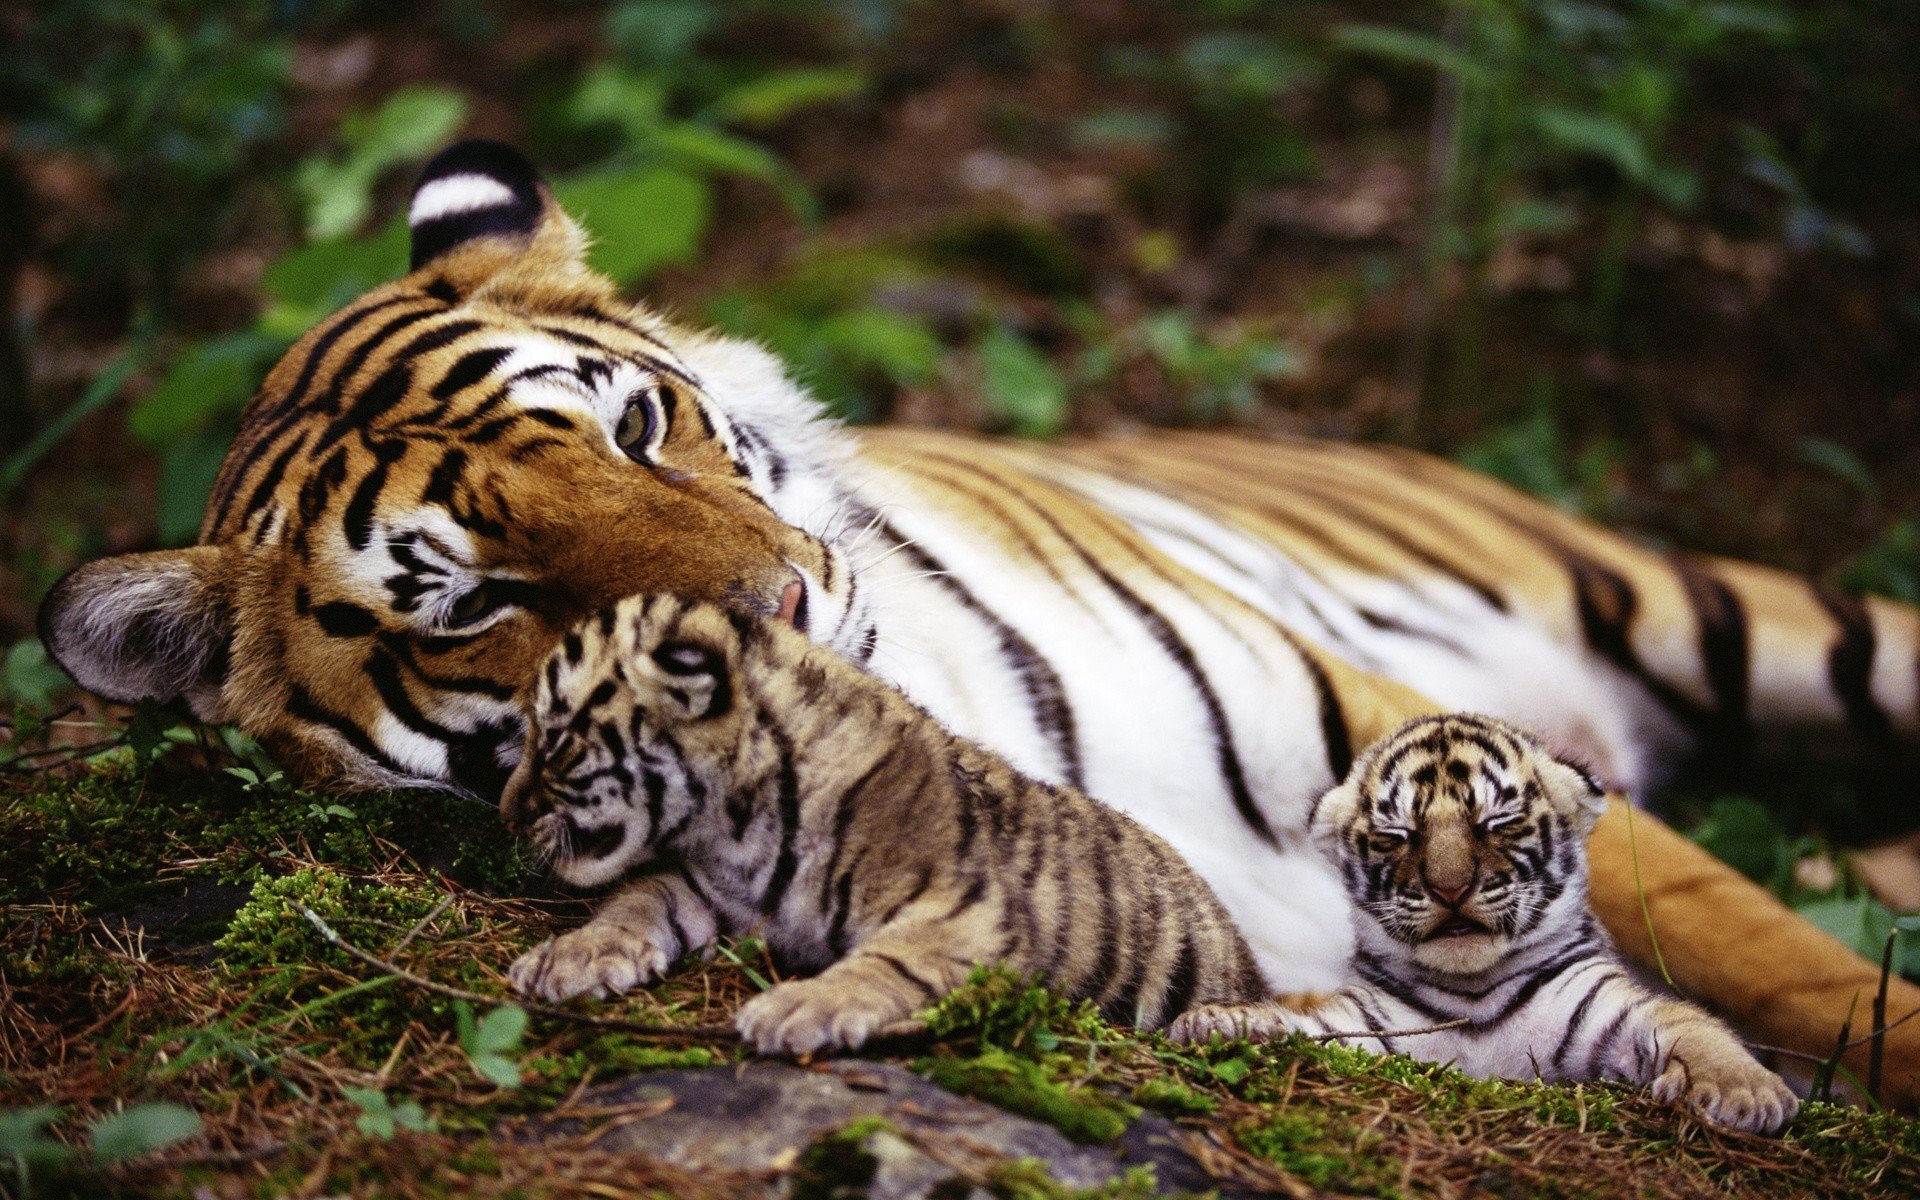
[38,141,1920,1103]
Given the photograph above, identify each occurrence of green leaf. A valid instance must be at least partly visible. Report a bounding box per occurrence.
[1,640,71,712]
[1180,32,1314,101]
[1795,894,1917,975]
[606,0,720,65]
[553,166,711,285]
[88,1102,201,1164]
[566,64,669,143]
[649,124,815,220]
[1069,108,1176,151]
[1530,107,1652,182]
[0,1105,72,1167]
[1797,438,1878,498]
[126,701,175,763]
[471,1004,529,1055]
[296,86,468,239]
[157,423,235,546]
[1209,1057,1252,1085]
[1331,24,1490,87]
[343,1086,431,1139]
[979,327,1069,440]
[129,333,284,447]
[264,220,411,321]
[714,67,868,127]
[459,1003,527,1089]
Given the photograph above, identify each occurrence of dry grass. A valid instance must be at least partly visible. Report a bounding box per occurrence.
[4,756,1918,1199]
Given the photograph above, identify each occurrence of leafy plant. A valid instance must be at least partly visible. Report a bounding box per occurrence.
[88,1102,202,1163]
[342,1087,434,1140]
[457,1001,529,1089]
[294,87,470,241]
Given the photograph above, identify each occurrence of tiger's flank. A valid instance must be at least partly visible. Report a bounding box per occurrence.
[498,594,1270,1055]
[1171,714,1799,1134]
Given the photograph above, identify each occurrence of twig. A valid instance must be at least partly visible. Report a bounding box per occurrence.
[298,906,733,1042]
[1870,929,1893,1105]
[1747,1002,1920,1068]
[388,896,454,955]
[1812,991,1860,1103]
[1311,1017,1470,1043]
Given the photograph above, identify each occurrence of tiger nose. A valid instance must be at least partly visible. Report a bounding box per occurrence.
[1426,873,1476,907]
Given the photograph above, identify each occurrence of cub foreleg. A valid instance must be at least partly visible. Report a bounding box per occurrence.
[509,871,718,1003]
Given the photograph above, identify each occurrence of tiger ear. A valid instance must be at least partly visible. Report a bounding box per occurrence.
[37,546,236,720]
[1307,776,1363,857]
[405,140,590,294]
[1539,756,1610,835]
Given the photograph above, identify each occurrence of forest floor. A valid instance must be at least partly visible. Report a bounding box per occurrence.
[4,753,1918,1199]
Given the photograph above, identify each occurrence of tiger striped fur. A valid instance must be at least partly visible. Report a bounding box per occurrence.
[499,594,1269,1054]
[1172,714,1798,1134]
[34,140,1920,1103]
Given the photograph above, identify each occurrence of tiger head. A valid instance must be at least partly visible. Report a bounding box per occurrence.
[498,594,796,888]
[38,142,872,798]
[1309,713,1609,977]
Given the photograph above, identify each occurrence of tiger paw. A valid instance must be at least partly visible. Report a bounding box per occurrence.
[508,924,672,1002]
[735,976,905,1057]
[1166,1002,1298,1044]
[1651,1047,1799,1135]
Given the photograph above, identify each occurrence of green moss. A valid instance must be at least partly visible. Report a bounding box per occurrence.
[1235,1107,1399,1196]
[793,1116,894,1200]
[921,967,1115,1055]
[1129,1077,1216,1117]
[980,1161,1162,1200]
[216,867,441,976]
[0,765,526,915]
[529,1036,723,1093]
[917,1048,1137,1144]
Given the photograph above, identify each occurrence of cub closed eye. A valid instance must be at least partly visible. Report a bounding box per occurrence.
[1368,829,1410,852]
[653,640,721,676]
[615,383,673,463]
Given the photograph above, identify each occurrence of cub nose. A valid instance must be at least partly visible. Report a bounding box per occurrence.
[1425,872,1476,907]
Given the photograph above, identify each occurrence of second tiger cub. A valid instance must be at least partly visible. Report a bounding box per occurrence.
[499,594,1268,1055]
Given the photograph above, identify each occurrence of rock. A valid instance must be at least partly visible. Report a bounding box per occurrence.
[519,1060,1267,1198]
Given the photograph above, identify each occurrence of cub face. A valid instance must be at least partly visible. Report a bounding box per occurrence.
[36,142,867,799]
[500,595,766,888]
[1310,714,1608,976]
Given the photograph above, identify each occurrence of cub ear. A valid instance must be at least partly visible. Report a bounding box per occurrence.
[406,139,588,291]
[1539,756,1611,835]
[36,546,236,719]
[1306,777,1363,857]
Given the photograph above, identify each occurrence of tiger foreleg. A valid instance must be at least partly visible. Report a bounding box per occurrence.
[1166,991,1369,1045]
[735,915,989,1056]
[1615,994,1799,1134]
[1586,798,1920,1110]
[508,871,718,1002]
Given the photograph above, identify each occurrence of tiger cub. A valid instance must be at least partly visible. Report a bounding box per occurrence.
[1169,714,1799,1134]
[499,594,1269,1055]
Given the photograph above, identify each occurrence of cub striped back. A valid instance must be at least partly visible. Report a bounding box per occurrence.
[500,594,1270,1039]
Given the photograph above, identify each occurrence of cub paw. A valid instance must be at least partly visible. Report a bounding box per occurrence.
[508,924,672,1002]
[1651,1049,1799,1135]
[1166,1002,1297,1044]
[735,977,904,1057]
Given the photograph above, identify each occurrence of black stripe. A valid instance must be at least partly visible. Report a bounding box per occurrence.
[870,952,939,1001]
[760,717,804,914]
[1073,550,1276,845]
[287,682,410,777]
[206,296,423,525]
[877,520,1084,791]
[431,346,514,400]
[1672,556,1751,756]
[1817,588,1893,748]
